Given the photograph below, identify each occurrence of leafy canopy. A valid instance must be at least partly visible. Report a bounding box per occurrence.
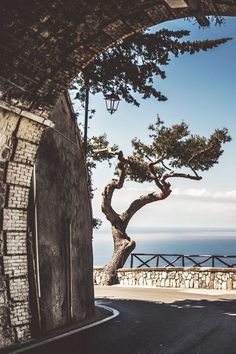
[86,134,118,196]
[73,29,231,107]
[124,118,231,183]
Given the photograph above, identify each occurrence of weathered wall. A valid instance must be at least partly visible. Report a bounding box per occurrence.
[0,103,53,348]
[94,267,236,290]
[34,94,94,332]
[0,260,14,347]
[0,95,94,348]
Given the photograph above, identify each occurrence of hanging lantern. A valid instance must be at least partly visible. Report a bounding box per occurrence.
[104,93,121,115]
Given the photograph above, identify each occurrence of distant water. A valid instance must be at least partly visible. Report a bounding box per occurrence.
[92,227,236,267]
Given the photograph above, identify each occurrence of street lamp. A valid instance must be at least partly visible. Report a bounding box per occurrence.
[83,90,121,156]
[83,87,90,155]
[104,92,121,115]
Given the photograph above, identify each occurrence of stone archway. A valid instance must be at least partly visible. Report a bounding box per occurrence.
[0,0,236,348]
[0,1,235,114]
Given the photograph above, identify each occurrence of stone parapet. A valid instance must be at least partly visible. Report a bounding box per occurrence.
[94,267,236,290]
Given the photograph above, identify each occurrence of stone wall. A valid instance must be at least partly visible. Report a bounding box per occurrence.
[94,267,236,291]
[0,95,94,349]
[34,94,94,332]
[0,102,53,348]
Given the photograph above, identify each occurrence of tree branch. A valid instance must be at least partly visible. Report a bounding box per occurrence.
[148,158,165,191]
[121,181,171,226]
[187,146,213,166]
[101,151,126,224]
[92,148,119,155]
[119,155,173,225]
[162,171,202,182]
[161,160,172,171]
[189,165,200,178]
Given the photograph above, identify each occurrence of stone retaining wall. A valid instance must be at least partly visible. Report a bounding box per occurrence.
[94,267,236,290]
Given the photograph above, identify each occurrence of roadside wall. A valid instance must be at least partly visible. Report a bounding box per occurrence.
[0,94,94,350]
[94,267,236,290]
[34,94,94,332]
[0,95,94,348]
[0,103,51,348]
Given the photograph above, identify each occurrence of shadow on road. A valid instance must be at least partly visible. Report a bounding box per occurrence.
[16,298,236,354]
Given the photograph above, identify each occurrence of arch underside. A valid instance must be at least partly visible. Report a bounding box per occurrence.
[0,0,236,348]
[0,0,235,117]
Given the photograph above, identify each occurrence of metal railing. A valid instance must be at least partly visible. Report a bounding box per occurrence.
[130,253,236,268]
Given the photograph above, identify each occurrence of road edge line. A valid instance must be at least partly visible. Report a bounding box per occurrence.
[7,304,119,354]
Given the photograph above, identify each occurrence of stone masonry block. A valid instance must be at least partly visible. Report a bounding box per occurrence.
[3,255,28,277]
[0,110,19,138]
[6,232,27,255]
[103,19,129,39]
[3,209,27,231]
[9,277,29,301]
[0,289,6,305]
[144,5,168,23]
[8,185,30,209]
[17,118,44,144]
[10,301,30,327]
[15,323,31,341]
[0,181,6,209]
[6,162,33,187]
[0,161,7,182]
[14,140,38,166]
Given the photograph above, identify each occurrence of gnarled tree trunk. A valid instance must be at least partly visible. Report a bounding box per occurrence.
[101,226,135,285]
[100,151,173,285]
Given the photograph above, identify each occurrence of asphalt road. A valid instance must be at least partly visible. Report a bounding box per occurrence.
[19,287,236,354]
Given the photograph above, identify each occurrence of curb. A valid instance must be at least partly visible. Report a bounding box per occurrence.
[5,304,119,354]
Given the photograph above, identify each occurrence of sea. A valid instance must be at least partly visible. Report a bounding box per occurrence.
[92,227,236,268]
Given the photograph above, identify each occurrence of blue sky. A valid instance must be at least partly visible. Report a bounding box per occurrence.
[73,17,236,230]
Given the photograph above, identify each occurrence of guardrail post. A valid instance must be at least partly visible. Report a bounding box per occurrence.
[130,254,133,268]
[128,253,236,269]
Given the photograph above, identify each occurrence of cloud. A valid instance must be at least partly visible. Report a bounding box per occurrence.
[92,185,236,228]
[172,188,236,202]
[116,185,236,202]
[105,185,236,203]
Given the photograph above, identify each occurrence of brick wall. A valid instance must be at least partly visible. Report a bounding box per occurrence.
[0,96,94,349]
[0,102,52,348]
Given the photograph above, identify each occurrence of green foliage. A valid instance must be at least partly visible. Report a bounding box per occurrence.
[71,25,231,225]
[84,119,231,197]
[72,29,231,107]
[124,118,231,183]
[92,217,102,230]
[86,134,118,167]
[86,134,118,197]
